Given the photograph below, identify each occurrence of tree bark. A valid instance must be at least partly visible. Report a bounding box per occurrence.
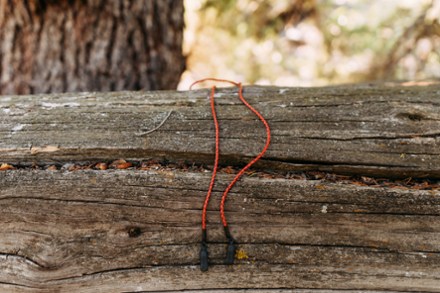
[0,0,185,94]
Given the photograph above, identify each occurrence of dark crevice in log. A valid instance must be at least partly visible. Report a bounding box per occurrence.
[0,253,46,269]
[293,133,440,141]
[0,281,38,289]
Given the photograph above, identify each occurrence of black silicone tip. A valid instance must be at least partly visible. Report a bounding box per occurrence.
[200,244,209,272]
[225,240,236,265]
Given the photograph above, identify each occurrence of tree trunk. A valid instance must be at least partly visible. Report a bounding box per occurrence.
[1,83,440,292]
[0,0,185,94]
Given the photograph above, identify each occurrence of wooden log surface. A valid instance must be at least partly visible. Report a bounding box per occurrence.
[1,83,440,292]
[1,168,440,292]
[1,83,440,177]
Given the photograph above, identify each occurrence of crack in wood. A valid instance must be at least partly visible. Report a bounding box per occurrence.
[0,252,45,269]
[1,85,440,291]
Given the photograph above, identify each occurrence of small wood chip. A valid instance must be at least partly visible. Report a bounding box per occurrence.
[110,159,133,169]
[95,163,108,170]
[0,163,14,171]
[116,162,133,169]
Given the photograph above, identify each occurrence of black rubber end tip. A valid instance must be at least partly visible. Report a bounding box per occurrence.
[200,244,209,272]
[225,240,236,265]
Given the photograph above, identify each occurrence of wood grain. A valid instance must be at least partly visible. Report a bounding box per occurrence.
[1,84,440,292]
[1,84,440,178]
[0,169,440,292]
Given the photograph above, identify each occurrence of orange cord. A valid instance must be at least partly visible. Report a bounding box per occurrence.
[202,86,218,230]
[190,78,271,230]
[219,84,271,227]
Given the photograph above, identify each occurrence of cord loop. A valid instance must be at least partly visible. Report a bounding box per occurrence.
[190,78,271,271]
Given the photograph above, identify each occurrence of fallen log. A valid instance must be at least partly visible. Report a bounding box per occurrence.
[0,83,440,292]
[1,83,440,177]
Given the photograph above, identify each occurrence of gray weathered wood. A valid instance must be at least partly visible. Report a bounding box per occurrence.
[1,84,440,178]
[1,84,440,292]
[1,169,440,292]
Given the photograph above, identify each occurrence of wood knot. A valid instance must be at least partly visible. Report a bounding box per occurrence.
[127,226,142,238]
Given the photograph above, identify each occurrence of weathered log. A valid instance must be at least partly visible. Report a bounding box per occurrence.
[1,84,440,292]
[1,84,439,178]
[1,169,440,292]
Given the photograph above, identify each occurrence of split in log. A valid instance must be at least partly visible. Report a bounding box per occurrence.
[1,84,439,178]
[0,83,440,292]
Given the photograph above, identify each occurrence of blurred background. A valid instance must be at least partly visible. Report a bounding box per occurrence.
[0,0,439,95]
[179,0,440,89]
